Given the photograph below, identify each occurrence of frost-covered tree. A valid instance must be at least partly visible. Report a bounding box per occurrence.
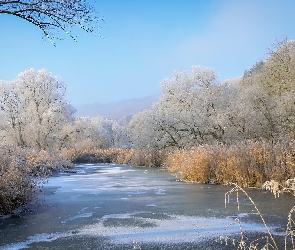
[129,39,295,148]
[127,110,165,149]
[59,116,121,150]
[154,66,226,148]
[128,66,227,149]
[0,0,102,42]
[243,60,265,78]
[0,80,25,146]
[240,39,295,140]
[0,69,75,150]
[111,120,130,149]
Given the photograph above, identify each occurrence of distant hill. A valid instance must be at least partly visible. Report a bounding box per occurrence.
[74,94,160,120]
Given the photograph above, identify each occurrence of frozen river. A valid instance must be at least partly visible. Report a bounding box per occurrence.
[0,164,294,249]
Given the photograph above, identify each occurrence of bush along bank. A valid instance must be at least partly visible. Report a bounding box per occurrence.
[4,140,295,215]
[0,146,73,215]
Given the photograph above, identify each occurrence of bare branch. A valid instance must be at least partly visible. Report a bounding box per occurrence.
[0,0,103,43]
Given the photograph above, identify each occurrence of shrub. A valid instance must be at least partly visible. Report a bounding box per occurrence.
[0,156,30,213]
[0,146,73,215]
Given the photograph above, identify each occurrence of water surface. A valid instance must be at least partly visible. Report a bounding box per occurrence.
[0,164,294,249]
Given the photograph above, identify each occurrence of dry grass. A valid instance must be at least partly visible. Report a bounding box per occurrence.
[0,146,72,215]
[166,140,295,188]
[224,183,278,249]
[221,181,295,250]
[61,140,295,189]
[61,148,167,167]
[166,147,211,182]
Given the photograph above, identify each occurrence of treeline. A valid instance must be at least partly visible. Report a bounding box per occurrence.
[0,68,128,151]
[128,39,295,148]
[5,39,295,153]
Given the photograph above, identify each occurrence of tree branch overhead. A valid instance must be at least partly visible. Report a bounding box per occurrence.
[0,0,103,42]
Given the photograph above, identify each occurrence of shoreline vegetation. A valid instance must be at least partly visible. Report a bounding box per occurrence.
[2,139,294,215]
[62,140,295,189]
[0,145,73,215]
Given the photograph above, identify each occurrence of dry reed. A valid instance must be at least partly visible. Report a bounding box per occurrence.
[61,148,167,167]
[166,140,295,188]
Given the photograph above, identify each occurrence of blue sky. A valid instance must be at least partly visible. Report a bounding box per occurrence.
[0,0,295,106]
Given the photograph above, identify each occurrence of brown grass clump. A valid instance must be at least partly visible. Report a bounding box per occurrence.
[166,140,295,188]
[116,149,134,164]
[166,147,211,183]
[212,143,267,187]
[129,150,167,167]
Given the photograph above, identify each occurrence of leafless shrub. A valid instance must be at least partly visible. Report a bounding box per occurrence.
[0,145,72,215]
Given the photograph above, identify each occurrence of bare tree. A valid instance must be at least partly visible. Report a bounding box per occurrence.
[0,0,103,42]
[59,116,118,150]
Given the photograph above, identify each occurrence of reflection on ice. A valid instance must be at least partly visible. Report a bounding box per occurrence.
[61,212,93,224]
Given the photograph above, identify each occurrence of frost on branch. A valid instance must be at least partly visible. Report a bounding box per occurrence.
[0,0,103,42]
